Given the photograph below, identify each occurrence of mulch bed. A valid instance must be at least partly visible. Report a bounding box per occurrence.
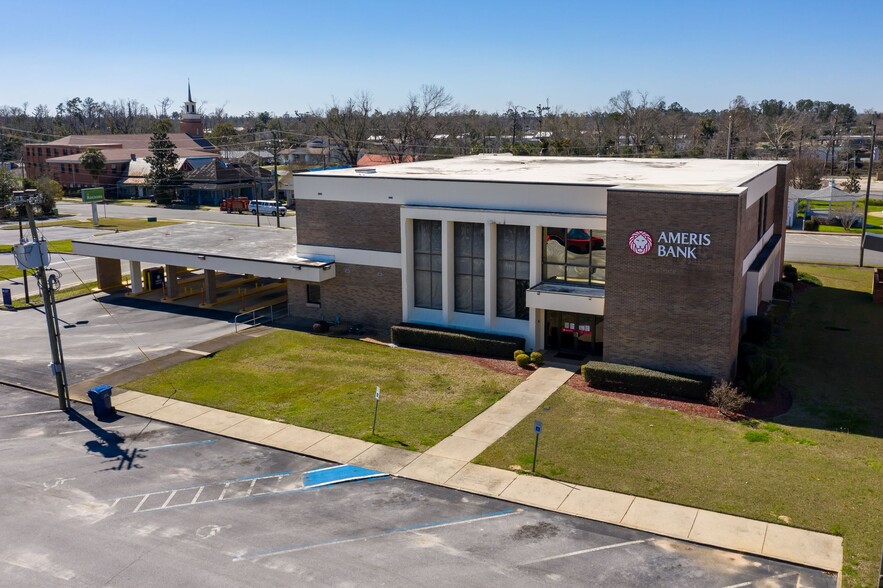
[375,340,792,421]
[565,374,792,422]
[465,356,532,379]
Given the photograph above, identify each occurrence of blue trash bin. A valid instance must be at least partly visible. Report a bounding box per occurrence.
[87,385,115,419]
[1,288,11,306]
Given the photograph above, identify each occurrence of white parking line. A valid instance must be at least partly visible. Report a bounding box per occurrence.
[161,491,178,509]
[0,409,62,419]
[523,539,654,565]
[719,570,798,588]
[133,493,152,513]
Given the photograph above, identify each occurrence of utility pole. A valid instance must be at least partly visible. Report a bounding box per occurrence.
[725,114,733,160]
[18,208,30,303]
[859,120,877,267]
[272,130,280,228]
[12,189,69,410]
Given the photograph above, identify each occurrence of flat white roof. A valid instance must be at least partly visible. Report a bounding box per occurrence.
[71,223,334,282]
[302,153,785,193]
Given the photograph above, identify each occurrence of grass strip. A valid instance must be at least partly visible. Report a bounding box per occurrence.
[124,331,521,452]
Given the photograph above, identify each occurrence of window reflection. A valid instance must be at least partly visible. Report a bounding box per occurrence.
[543,228,606,287]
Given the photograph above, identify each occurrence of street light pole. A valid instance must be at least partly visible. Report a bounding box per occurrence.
[273,130,280,228]
[859,120,877,268]
[17,210,30,303]
[13,190,69,410]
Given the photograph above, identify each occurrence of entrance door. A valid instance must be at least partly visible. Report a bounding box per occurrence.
[544,311,603,355]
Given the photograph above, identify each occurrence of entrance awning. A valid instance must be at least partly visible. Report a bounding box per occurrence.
[527,282,605,315]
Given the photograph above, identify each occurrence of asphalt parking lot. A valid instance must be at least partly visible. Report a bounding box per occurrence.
[0,386,835,587]
[0,294,235,390]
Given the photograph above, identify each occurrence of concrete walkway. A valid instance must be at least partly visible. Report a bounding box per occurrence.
[29,334,843,578]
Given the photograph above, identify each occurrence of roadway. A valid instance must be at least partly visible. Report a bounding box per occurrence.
[784,231,883,265]
[54,200,297,228]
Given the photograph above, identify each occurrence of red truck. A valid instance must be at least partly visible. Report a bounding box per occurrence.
[220,197,250,214]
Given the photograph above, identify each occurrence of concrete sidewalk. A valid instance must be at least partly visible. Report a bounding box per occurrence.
[26,332,843,578]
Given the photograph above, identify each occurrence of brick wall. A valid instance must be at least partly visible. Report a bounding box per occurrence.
[296,200,401,252]
[604,190,741,379]
[287,264,402,328]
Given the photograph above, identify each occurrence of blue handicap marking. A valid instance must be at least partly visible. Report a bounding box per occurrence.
[534,420,543,434]
[302,464,387,489]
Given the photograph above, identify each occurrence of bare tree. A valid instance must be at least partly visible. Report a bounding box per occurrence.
[314,91,375,168]
[379,84,453,163]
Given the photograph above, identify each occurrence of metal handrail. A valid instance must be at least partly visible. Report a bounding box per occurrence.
[234,301,289,332]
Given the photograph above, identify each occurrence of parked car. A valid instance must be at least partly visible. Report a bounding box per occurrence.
[248,200,287,216]
[220,197,250,214]
[546,228,604,254]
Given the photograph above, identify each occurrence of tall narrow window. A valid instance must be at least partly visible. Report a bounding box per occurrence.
[497,225,530,320]
[413,219,442,310]
[454,222,485,314]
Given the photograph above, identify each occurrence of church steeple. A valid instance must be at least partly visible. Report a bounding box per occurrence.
[180,80,204,138]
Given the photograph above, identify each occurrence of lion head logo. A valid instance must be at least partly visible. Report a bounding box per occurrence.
[628,230,653,255]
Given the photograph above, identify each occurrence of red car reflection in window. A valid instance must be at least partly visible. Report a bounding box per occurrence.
[546,228,605,254]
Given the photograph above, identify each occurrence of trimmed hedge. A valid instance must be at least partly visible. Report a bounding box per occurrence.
[745,314,773,344]
[582,361,712,400]
[390,323,525,358]
[773,280,794,301]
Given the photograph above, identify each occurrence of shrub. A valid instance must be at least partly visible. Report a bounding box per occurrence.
[744,315,772,344]
[803,217,819,231]
[737,341,762,376]
[582,361,712,401]
[707,381,749,418]
[783,264,798,285]
[798,271,822,287]
[772,280,794,301]
[529,351,544,366]
[515,353,531,368]
[312,320,330,333]
[741,353,787,400]
[390,323,525,358]
[513,349,525,360]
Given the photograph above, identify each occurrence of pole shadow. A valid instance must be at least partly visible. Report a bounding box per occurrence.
[67,408,146,471]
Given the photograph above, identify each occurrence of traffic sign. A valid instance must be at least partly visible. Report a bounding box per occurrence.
[81,187,105,202]
[534,420,543,434]
[375,386,381,400]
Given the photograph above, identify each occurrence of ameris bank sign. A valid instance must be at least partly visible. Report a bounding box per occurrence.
[629,230,711,259]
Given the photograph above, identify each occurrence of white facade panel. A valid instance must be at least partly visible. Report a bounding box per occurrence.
[526,290,606,315]
[296,176,608,216]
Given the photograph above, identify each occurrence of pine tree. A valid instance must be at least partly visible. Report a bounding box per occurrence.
[145,119,183,205]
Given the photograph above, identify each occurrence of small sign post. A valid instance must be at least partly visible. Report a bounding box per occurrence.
[532,420,543,473]
[81,187,104,226]
[372,386,381,435]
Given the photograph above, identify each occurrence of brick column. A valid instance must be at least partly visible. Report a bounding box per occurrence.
[95,257,122,290]
[165,265,180,298]
[204,269,217,304]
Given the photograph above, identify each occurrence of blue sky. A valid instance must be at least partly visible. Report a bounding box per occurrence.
[4,0,880,115]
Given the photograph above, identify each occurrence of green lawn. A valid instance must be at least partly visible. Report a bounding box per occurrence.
[0,265,23,280]
[16,218,180,232]
[124,331,522,452]
[0,240,72,254]
[817,224,883,235]
[476,264,882,587]
[8,280,101,308]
